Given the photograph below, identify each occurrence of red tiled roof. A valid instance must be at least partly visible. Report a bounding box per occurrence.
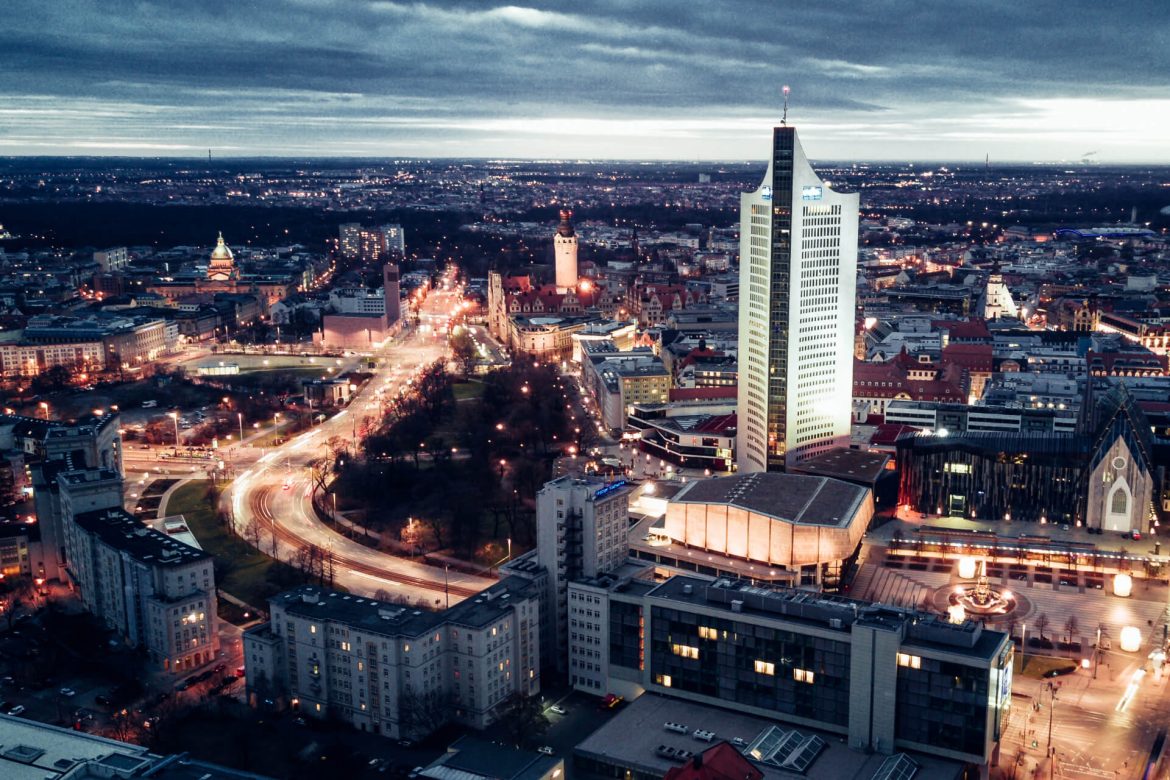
[871,423,920,446]
[934,317,992,341]
[693,413,737,434]
[670,387,737,401]
[663,743,763,780]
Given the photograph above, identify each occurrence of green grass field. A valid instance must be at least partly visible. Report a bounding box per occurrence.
[165,480,280,612]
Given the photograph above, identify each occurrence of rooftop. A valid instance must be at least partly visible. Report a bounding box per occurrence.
[419,735,561,780]
[670,473,868,528]
[71,507,209,567]
[789,448,890,485]
[574,694,964,780]
[269,576,535,637]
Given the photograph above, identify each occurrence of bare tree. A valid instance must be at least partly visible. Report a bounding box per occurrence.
[1035,612,1050,641]
[1064,615,1079,645]
[241,516,263,548]
[374,588,393,602]
[397,689,451,738]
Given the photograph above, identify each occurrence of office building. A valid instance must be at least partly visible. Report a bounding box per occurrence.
[567,574,1012,767]
[318,261,402,349]
[535,475,633,674]
[897,383,1164,530]
[93,246,130,273]
[243,578,541,738]
[737,124,858,472]
[554,209,578,290]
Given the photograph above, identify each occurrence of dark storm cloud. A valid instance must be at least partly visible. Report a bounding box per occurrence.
[1,0,1167,159]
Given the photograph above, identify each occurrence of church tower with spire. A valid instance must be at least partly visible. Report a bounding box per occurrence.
[554,209,578,290]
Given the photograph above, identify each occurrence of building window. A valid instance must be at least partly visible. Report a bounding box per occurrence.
[698,626,718,640]
[671,643,699,660]
[309,625,317,634]
[655,674,672,688]
[897,653,922,669]
[793,668,815,684]
[754,660,776,676]
[944,463,972,474]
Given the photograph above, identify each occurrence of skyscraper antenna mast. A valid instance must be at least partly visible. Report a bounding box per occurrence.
[781,85,791,126]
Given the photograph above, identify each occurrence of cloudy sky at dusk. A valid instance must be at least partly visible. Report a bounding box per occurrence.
[3,0,1168,162]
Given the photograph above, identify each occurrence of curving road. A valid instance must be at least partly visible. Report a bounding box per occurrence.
[228,272,496,605]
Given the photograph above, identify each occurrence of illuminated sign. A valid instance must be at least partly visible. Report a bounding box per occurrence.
[760,186,772,202]
[801,186,823,201]
[593,480,629,499]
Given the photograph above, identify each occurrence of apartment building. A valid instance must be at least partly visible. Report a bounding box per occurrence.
[244,577,541,739]
[62,501,218,672]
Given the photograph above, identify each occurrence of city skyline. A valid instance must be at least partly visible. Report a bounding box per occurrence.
[2,1,1168,162]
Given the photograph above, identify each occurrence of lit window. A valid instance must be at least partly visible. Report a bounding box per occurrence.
[655,673,672,688]
[754,659,775,676]
[310,625,317,634]
[698,626,718,640]
[897,653,922,669]
[944,463,972,474]
[671,644,699,660]
[793,668,815,684]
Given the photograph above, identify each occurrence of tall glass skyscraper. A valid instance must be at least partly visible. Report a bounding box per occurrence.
[737,126,859,472]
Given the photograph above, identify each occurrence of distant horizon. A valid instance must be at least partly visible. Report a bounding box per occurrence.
[0,153,1166,168]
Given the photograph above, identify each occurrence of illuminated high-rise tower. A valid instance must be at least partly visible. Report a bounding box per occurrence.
[736,125,859,472]
[554,209,578,290]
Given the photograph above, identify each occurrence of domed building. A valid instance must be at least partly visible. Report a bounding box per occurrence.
[207,231,238,282]
[147,230,295,310]
[207,230,238,281]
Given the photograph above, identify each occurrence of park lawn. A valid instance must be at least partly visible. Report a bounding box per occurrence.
[165,480,274,611]
[1016,653,1079,679]
[453,381,485,400]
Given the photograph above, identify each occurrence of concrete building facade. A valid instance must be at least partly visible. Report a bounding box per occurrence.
[737,125,859,473]
[244,578,541,738]
[535,476,633,674]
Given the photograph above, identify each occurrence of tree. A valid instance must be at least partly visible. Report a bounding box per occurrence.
[241,516,263,548]
[450,331,478,378]
[397,689,451,738]
[1035,612,1050,641]
[499,693,549,748]
[1064,615,1079,644]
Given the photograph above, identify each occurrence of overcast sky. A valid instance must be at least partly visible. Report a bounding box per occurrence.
[2,0,1168,162]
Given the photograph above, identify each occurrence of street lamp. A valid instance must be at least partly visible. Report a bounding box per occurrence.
[38,401,49,419]
[273,412,282,444]
[238,412,244,443]
[168,411,180,449]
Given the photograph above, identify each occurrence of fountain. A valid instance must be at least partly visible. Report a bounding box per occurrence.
[948,559,1017,617]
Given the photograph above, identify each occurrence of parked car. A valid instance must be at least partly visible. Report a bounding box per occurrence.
[9,705,24,716]
[537,746,555,755]
[59,687,76,697]
[549,704,565,715]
